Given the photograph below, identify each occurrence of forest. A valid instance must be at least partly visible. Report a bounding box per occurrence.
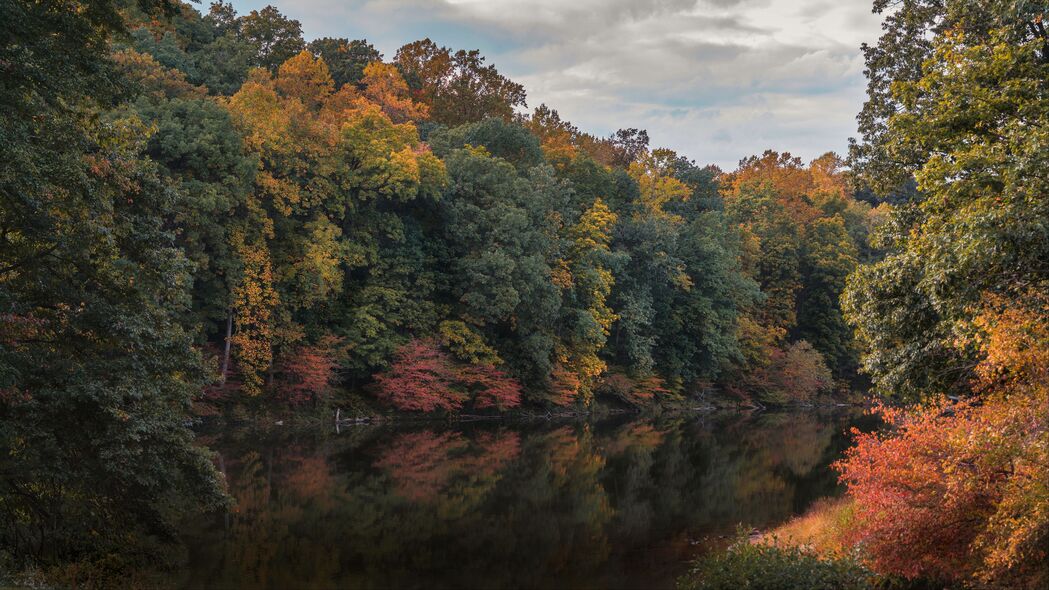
[0,0,1046,588]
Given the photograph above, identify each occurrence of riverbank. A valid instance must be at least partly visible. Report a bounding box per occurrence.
[193,386,870,431]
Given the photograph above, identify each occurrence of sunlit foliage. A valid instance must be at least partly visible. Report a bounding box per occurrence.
[837,294,1049,587]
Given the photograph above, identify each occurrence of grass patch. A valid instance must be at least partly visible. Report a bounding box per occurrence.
[763,496,855,557]
[677,537,876,590]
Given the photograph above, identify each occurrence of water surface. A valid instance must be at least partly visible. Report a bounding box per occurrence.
[178,410,874,589]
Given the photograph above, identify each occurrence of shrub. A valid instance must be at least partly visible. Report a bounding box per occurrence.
[836,394,1048,587]
[373,339,467,412]
[459,363,523,410]
[678,539,875,590]
[836,295,1049,588]
[373,338,523,412]
[597,372,669,407]
[276,336,341,406]
[770,340,833,401]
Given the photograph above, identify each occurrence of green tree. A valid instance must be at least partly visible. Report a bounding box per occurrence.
[795,216,858,375]
[664,211,761,383]
[395,38,527,126]
[238,5,305,72]
[725,182,803,336]
[127,89,257,345]
[437,147,562,389]
[429,117,545,171]
[849,0,1048,194]
[131,27,197,78]
[308,37,382,88]
[192,30,255,95]
[0,0,224,573]
[844,3,1049,400]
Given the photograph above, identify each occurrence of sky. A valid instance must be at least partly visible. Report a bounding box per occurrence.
[227,0,886,171]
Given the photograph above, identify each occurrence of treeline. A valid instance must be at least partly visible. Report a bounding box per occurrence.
[110,1,881,414]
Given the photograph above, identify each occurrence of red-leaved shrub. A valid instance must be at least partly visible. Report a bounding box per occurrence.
[277,336,341,406]
[836,296,1049,587]
[459,363,523,410]
[374,338,523,412]
[374,339,468,412]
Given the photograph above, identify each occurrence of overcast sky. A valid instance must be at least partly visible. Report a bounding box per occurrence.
[227,0,885,170]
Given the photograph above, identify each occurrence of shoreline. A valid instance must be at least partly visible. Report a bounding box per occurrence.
[192,398,870,432]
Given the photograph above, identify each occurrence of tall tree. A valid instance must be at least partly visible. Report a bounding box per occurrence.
[119,55,257,345]
[844,0,1049,400]
[437,147,561,390]
[0,0,224,572]
[308,37,382,88]
[795,216,858,374]
[395,38,526,126]
[558,198,618,404]
[238,5,305,72]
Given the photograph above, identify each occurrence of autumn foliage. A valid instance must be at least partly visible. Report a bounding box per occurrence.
[459,363,524,410]
[729,339,833,406]
[373,339,466,412]
[766,341,834,402]
[598,372,670,407]
[836,294,1049,587]
[276,336,342,406]
[373,338,522,412]
[547,364,581,407]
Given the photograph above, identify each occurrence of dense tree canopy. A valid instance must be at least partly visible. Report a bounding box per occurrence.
[0,0,225,575]
[11,0,876,419]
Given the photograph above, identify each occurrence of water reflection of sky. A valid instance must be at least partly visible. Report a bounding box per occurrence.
[179,410,878,589]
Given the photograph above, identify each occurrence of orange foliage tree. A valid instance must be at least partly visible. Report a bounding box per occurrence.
[360,61,429,123]
[836,293,1049,587]
[725,150,819,224]
[273,50,334,109]
[229,230,279,397]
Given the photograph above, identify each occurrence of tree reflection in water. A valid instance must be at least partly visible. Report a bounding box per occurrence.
[177,410,876,589]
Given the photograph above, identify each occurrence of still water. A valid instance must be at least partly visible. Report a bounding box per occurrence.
[176,410,875,589]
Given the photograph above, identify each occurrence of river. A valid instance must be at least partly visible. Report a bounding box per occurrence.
[173,409,876,589]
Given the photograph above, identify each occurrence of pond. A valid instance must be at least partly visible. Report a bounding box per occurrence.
[174,410,876,589]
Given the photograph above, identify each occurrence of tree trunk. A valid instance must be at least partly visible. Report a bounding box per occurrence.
[220,309,233,384]
[217,452,230,532]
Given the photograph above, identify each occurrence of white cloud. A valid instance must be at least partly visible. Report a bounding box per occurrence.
[229,0,884,169]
